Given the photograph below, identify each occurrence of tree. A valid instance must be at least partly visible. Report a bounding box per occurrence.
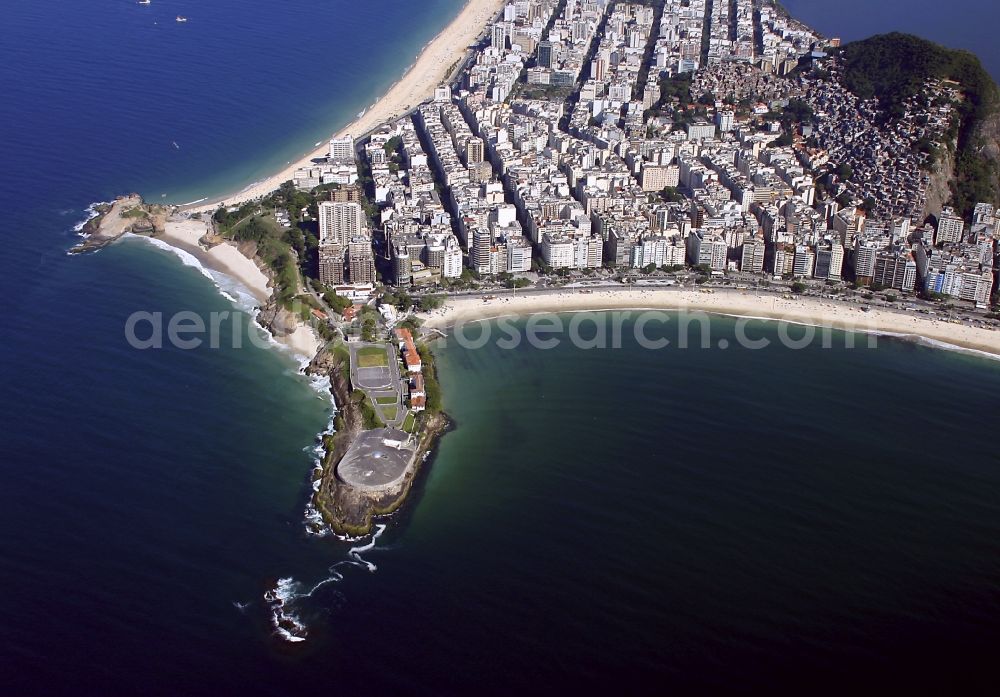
[383,136,402,155]
[323,291,351,314]
[399,316,423,332]
[783,99,814,123]
[659,186,684,203]
[791,281,807,294]
[769,132,794,148]
[418,294,444,311]
[361,315,377,342]
[393,291,413,310]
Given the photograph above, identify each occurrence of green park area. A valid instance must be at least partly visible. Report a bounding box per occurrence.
[402,412,416,433]
[357,346,389,368]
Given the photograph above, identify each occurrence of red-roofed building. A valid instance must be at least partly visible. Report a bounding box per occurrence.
[395,328,422,373]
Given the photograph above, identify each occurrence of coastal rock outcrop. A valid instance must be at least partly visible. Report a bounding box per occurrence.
[71,195,169,253]
[308,345,448,536]
[256,303,300,339]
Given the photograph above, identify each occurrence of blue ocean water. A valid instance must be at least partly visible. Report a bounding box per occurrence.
[3,1,1000,695]
[783,0,1000,81]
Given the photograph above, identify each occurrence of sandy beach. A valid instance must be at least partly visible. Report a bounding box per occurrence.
[160,218,322,359]
[186,0,504,214]
[420,288,1000,358]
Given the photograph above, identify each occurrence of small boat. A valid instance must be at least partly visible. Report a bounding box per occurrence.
[176,15,188,23]
[138,0,151,5]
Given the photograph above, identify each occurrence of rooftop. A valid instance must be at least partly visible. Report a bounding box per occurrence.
[337,428,415,492]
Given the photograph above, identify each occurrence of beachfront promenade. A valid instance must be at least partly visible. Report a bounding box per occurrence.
[417,284,1000,357]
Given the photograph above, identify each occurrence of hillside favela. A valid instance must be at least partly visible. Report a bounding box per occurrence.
[7,0,1000,694]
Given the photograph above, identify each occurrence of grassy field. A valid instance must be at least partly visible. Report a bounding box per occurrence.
[375,395,397,405]
[380,407,398,422]
[402,412,416,433]
[357,346,389,368]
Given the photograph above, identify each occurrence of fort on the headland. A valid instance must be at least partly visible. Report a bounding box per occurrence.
[309,324,441,536]
[337,428,416,494]
[294,1,999,536]
[79,1,1000,537]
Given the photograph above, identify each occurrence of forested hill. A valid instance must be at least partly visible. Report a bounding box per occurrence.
[836,33,1000,215]
[838,32,997,121]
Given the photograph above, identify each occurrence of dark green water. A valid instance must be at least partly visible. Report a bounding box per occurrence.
[6,297,1000,693]
[9,0,1000,693]
[254,315,1000,693]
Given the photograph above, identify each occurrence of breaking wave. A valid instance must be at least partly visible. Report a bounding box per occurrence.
[127,233,260,313]
[264,525,387,643]
[71,201,110,237]
[264,578,309,643]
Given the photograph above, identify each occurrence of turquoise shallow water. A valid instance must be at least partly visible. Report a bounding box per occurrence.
[3,0,1000,694]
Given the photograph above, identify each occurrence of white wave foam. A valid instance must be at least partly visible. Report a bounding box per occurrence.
[127,233,260,314]
[266,524,386,642]
[180,197,208,206]
[302,372,340,536]
[76,208,347,540]
[708,312,1000,363]
[348,523,386,572]
[122,234,350,540]
[72,201,110,236]
[264,577,309,643]
[126,236,333,372]
[873,330,1000,362]
[306,570,344,596]
[303,503,329,536]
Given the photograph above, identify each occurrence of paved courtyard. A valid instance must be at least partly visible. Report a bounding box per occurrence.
[348,342,407,428]
[337,428,415,492]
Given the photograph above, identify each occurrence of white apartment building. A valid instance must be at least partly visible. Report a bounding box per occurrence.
[328,135,354,161]
[935,207,965,245]
[319,201,365,245]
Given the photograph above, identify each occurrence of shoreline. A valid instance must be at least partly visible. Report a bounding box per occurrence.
[420,289,1000,360]
[182,0,505,215]
[154,217,322,360]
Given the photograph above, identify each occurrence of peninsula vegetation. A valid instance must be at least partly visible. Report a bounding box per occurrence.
[210,180,386,337]
[834,32,1000,217]
[74,180,450,539]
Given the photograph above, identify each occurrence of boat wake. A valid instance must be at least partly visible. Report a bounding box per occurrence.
[263,524,387,643]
